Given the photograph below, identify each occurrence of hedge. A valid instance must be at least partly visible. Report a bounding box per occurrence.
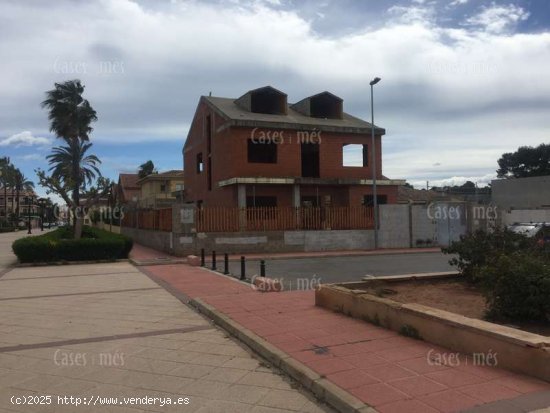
[12,226,133,263]
[0,227,15,233]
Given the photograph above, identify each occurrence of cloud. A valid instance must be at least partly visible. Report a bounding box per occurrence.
[464,3,529,34]
[0,131,51,147]
[16,153,42,161]
[0,0,548,185]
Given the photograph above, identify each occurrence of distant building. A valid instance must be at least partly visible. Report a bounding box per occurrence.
[492,176,550,210]
[0,188,39,219]
[137,170,184,208]
[183,86,404,209]
[115,174,140,206]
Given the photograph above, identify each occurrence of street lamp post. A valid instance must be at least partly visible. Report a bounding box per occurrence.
[370,77,381,249]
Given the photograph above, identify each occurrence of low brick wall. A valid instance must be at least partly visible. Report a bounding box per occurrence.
[315,280,550,382]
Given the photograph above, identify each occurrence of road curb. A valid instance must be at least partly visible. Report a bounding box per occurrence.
[190,297,377,413]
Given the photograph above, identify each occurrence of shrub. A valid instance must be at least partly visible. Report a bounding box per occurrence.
[479,252,550,322]
[12,226,133,263]
[442,228,533,283]
[0,226,15,233]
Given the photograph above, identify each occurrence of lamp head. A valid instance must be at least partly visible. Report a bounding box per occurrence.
[370,77,381,86]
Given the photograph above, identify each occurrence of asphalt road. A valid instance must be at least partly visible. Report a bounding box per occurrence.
[227,252,456,290]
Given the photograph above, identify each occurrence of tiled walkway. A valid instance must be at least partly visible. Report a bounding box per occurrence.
[137,247,550,413]
[0,258,331,412]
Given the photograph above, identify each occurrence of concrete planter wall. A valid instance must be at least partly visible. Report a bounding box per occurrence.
[315,279,550,382]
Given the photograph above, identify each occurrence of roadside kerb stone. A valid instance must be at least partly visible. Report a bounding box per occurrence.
[190,297,376,413]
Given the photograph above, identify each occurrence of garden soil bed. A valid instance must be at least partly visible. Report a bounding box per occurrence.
[353,278,550,336]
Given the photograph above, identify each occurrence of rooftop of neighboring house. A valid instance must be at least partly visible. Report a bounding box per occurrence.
[137,170,184,184]
[200,86,385,136]
[117,173,140,203]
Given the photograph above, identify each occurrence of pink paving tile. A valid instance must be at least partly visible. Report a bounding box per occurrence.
[360,363,417,382]
[426,368,489,388]
[275,339,312,353]
[389,375,448,397]
[420,389,482,413]
[340,353,387,369]
[350,382,410,407]
[491,374,550,394]
[457,382,521,403]
[262,333,302,344]
[326,369,379,390]
[291,349,333,364]
[329,342,375,357]
[377,399,440,413]
[455,363,508,380]
[375,343,428,363]
[397,356,450,375]
[292,328,332,340]
[304,357,355,376]
[309,334,350,347]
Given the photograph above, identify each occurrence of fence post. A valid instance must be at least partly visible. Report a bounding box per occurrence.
[224,253,229,275]
[240,256,245,280]
[200,248,205,267]
[260,260,266,277]
[211,250,216,271]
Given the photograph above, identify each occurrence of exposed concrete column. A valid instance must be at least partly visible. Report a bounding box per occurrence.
[292,184,301,208]
[238,184,246,208]
[238,184,246,230]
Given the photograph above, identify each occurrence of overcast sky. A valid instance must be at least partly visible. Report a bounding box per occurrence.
[1,0,549,198]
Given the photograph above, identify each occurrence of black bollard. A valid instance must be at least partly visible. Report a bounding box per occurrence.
[224,253,229,275]
[200,248,205,267]
[240,256,246,280]
[260,260,266,278]
[211,250,216,271]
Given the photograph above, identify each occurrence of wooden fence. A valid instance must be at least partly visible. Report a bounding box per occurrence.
[196,206,374,232]
[122,208,172,232]
[122,206,374,233]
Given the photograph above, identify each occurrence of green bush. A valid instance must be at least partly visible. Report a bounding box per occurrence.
[12,226,133,263]
[443,228,533,283]
[479,252,550,322]
[0,226,15,233]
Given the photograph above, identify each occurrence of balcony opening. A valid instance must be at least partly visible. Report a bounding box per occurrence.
[301,142,320,178]
[342,144,368,167]
[248,139,277,163]
[246,196,277,208]
[363,195,388,206]
[196,153,204,173]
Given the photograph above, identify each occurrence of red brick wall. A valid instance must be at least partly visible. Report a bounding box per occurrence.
[184,99,393,206]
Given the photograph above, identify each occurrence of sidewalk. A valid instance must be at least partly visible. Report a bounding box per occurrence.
[0,252,331,412]
[135,245,550,413]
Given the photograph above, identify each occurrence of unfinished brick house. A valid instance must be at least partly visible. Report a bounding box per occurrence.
[183,86,403,231]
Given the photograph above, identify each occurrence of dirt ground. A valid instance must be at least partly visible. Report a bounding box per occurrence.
[363,279,550,337]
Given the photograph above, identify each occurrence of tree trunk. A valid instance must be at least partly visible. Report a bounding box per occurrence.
[73,152,82,240]
[15,187,20,224]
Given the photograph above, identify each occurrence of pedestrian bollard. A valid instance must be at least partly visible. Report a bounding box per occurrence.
[211,250,216,271]
[260,260,266,277]
[224,253,229,275]
[240,256,246,280]
[200,248,205,267]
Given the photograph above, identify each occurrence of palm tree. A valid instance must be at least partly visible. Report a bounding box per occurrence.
[13,169,35,222]
[0,158,11,223]
[47,139,101,190]
[41,79,97,236]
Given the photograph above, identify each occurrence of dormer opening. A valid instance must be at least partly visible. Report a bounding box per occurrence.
[291,91,343,119]
[235,86,288,115]
[309,92,343,119]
